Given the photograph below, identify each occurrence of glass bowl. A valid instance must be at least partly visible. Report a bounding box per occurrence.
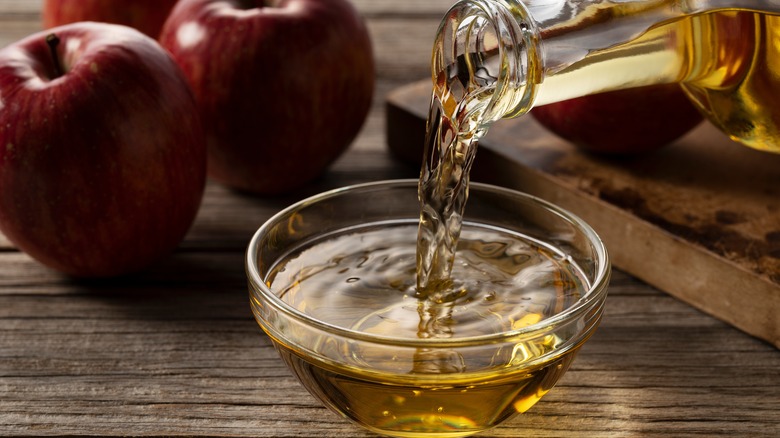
[247,179,610,437]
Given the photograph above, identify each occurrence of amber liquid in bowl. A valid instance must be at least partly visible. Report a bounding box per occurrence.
[275,344,579,438]
[260,221,598,437]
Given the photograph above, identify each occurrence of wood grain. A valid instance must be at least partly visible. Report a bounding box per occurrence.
[1,1,778,437]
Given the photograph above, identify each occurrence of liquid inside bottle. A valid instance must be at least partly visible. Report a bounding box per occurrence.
[678,11,780,151]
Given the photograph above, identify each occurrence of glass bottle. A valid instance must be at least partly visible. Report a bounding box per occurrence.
[431,0,780,153]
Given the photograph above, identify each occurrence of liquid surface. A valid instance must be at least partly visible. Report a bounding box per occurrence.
[270,223,585,340]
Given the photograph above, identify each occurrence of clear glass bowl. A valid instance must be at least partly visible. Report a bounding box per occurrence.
[247,179,610,437]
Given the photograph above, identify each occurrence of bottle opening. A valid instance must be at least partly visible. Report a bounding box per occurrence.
[431,0,541,129]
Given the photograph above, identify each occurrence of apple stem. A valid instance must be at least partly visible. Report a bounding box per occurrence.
[46,33,63,78]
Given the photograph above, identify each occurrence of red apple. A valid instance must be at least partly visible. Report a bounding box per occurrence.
[531,84,704,154]
[42,0,179,38]
[159,0,375,194]
[0,23,207,277]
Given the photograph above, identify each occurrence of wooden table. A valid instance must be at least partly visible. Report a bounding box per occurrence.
[1,1,778,436]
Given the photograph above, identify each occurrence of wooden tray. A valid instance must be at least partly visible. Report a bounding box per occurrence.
[386,80,780,348]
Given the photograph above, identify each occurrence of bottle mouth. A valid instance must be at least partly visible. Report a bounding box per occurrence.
[430,0,542,128]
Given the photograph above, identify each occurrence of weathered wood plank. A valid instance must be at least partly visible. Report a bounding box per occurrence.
[368,18,442,80]
[1,249,778,436]
[0,0,41,15]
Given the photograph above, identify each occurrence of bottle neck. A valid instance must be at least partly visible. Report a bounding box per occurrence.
[431,0,541,131]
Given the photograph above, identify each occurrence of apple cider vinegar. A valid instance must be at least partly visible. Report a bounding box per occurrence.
[535,9,780,152]
[671,11,780,152]
[265,222,591,436]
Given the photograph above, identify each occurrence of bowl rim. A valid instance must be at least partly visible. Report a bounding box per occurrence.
[246,179,610,348]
